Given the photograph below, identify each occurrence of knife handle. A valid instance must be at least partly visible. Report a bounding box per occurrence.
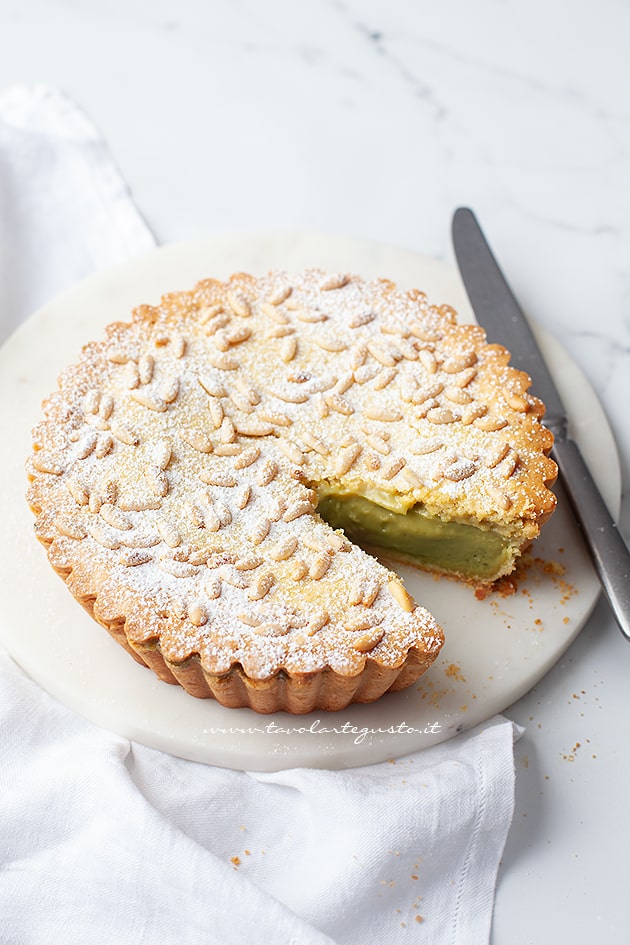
[552,438,630,642]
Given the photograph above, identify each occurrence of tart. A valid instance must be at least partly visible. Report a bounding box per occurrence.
[26,269,556,713]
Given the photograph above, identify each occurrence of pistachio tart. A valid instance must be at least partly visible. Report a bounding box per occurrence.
[26,269,557,713]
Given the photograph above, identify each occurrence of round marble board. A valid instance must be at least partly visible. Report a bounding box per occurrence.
[0,233,620,771]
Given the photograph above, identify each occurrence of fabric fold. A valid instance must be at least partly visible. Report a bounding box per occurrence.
[0,83,154,344]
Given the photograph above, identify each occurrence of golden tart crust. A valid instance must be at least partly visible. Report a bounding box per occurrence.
[26,269,556,713]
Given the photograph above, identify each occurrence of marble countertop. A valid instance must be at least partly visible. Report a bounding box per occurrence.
[1,0,629,941]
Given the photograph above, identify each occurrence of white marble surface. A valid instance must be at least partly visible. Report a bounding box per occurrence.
[1,1,629,941]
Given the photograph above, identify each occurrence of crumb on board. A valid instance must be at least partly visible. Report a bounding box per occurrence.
[473,553,575,602]
[444,662,466,682]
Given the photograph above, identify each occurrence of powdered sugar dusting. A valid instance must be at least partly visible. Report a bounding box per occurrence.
[26,268,557,688]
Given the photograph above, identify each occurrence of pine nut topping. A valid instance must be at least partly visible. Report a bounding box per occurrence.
[283,498,313,522]
[349,343,368,370]
[258,410,292,427]
[248,573,275,600]
[353,627,385,653]
[107,349,134,365]
[158,559,198,579]
[215,443,241,456]
[232,553,261,572]
[152,439,172,469]
[269,536,298,561]
[399,466,423,488]
[443,459,476,482]
[157,520,182,548]
[354,364,378,385]
[249,517,271,544]
[257,459,278,486]
[365,434,390,455]
[228,390,254,414]
[235,378,260,405]
[120,550,153,568]
[507,393,529,412]
[32,453,64,475]
[474,415,508,432]
[83,389,100,415]
[56,516,87,541]
[219,417,236,443]
[130,390,167,412]
[319,273,349,291]
[388,580,416,612]
[235,485,251,510]
[280,336,298,362]
[367,341,399,367]
[188,603,207,627]
[498,450,519,479]
[199,471,237,487]
[309,553,331,580]
[138,354,154,385]
[268,325,295,339]
[207,350,239,371]
[198,376,226,398]
[76,431,98,460]
[160,377,180,404]
[373,369,397,391]
[442,351,477,373]
[426,407,456,425]
[306,608,329,634]
[300,432,329,456]
[204,313,231,336]
[87,521,120,550]
[349,310,375,329]
[364,406,401,422]
[145,465,169,497]
[445,387,472,405]
[227,291,251,317]
[205,577,222,599]
[409,439,443,455]
[296,309,328,324]
[290,560,309,581]
[118,496,162,512]
[100,503,132,530]
[484,441,510,469]
[383,457,406,480]
[261,303,290,324]
[180,429,213,453]
[206,399,224,430]
[418,349,437,374]
[268,284,292,305]
[98,394,114,420]
[66,479,90,506]
[325,393,353,416]
[234,446,260,470]
[277,440,305,465]
[273,388,309,404]
[199,303,224,325]
[335,443,361,476]
[314,336,347,353]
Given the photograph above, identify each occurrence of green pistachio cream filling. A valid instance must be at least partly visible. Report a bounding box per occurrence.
[315,484,513,580]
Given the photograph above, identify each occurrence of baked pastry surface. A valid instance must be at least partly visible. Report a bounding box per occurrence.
[26,269,556,712]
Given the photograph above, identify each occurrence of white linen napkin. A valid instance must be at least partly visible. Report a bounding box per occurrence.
[0,85,517,945]
[0,84,154,344]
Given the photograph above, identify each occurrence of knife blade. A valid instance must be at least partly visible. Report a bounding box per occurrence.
[452,206,630,642]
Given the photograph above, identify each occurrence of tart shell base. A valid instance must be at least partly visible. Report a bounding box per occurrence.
[94,605,434,714]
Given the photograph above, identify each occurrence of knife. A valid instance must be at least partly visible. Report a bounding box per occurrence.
[452,207,630,642]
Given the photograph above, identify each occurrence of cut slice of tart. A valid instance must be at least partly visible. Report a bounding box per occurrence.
[25,268,557,713]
